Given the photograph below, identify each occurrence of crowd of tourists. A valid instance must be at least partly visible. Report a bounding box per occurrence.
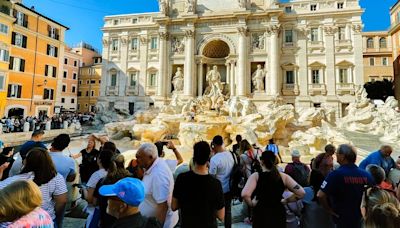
[0,132,400,228]
[0,113,94,133]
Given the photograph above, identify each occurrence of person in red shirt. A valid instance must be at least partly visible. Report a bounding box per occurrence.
[312,144,335,177]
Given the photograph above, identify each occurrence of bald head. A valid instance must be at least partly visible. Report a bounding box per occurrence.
[380,145,393,158]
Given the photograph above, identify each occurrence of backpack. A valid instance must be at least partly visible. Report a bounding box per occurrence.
[247,149,262,174]
[229,151,246,201]
[288,163,309,187]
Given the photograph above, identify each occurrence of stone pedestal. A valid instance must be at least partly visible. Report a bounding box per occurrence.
[252,92,268,99]
[45,121,51,131]
[63,121,68,129]
[23,122,30,132]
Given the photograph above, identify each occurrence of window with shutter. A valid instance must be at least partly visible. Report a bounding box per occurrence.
[7,84,11,97]
[13,58,20,71]
[52,66,56,77]
[20,59,25,72]
[23,14,28,28]
[55,47,58,57]
[22,36,27,48]
[0,74,4,90]
[43,89,49,99]
[47,45,50,55]
[0,49,9,62]
[0,24,8,34]
[45,65,48,76]
[17,85,22,98]
[9,56,13,70]
[11,32,15,45]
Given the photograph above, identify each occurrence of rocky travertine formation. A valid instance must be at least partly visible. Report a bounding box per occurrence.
[102,89,400,157]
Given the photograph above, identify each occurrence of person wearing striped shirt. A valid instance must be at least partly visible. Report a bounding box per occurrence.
[0,147,67,228]
[265,139,282,163]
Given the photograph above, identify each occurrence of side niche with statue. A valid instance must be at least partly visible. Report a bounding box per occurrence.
[172,67,184,93]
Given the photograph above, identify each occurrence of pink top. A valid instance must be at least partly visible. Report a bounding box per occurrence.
[9,207,53,228]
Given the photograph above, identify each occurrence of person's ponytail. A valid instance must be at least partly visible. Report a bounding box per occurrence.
[261,151,281,181]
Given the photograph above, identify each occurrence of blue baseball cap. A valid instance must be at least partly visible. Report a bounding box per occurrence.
[99,177,145,207]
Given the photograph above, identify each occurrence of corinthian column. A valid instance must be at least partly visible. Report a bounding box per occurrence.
[268,24,280,96]
[324,26,337,96]
[237,26,248,97]
[157,31,168,97]
[184,29,195,97]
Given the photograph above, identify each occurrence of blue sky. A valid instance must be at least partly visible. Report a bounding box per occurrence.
[23,0,397,51]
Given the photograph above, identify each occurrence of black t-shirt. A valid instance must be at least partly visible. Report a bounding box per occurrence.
[80,148,99,183]
[173,171,224,228]
[111,213,161,228]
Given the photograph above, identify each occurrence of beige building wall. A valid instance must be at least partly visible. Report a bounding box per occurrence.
[362,31,393,82]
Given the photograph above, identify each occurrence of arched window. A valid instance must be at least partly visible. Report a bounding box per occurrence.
[379,38,387,48]
[367,38,374,48]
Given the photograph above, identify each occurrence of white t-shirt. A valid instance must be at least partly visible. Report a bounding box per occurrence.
[0,172,67,220]
[86,169,107,188]
[209,151,235,193]
[165,159,178,173]
[139,158,178,228]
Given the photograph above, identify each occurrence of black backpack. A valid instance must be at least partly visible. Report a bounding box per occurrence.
[248,150,262,174]
[229,151,246,201]
[289,163,309,187]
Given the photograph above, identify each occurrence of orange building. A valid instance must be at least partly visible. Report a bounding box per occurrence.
[56,46,81,112]
[362,31,393,83]
[72,42,102,113]
[5,2,68,117]
[389,1,400,102]
[0,0,13,117]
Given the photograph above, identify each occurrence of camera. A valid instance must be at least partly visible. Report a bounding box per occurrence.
[161,141,169,146]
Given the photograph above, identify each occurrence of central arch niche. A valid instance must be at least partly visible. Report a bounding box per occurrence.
[202,40,230,58]
[198,39,231,95]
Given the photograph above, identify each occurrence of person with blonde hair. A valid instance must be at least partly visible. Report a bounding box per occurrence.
[72,138,99,184]
[0,180,53,227]
[361,186,400,228]
[0,147,67,227]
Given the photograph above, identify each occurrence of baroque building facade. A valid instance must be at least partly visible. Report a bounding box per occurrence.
[99,0,364,117]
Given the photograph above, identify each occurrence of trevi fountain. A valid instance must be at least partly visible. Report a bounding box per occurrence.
[76,67,400,165]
